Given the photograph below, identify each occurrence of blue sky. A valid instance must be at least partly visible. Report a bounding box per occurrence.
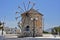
[0,0,60,30]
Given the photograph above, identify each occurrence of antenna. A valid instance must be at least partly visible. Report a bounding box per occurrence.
[23,2,26,11]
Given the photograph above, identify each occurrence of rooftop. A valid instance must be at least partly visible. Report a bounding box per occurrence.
[21,8,43,16]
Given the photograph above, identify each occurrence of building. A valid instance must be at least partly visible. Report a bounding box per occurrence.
[0,21,6,35]
[20,8,43,37]
[4,27,21,34]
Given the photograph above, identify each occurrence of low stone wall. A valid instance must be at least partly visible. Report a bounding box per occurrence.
[43,34,54,37]
[4,34,18,38]
[43,34,60,38]
[3,34,60,38]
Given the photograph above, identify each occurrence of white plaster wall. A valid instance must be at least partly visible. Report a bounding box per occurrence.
[0,30,6,36]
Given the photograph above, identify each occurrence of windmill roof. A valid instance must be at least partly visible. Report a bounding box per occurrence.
[21,8,43,16]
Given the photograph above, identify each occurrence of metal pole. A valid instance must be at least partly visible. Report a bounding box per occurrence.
[43,17,44,32]
[2,26,3,35]
[33,19,35,37]
[2,22,4,35]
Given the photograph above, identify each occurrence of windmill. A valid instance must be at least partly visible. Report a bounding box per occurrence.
[15,1,36,29]
[15,1,44,37]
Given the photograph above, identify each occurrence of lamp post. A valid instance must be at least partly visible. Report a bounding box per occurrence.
[2,23,3,35]
[31,17,38,37]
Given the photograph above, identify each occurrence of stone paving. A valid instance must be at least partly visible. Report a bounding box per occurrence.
[4,38,60,40]
[0,34,60,40]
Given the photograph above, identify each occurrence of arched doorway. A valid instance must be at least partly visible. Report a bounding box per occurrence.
[26,26,30,31]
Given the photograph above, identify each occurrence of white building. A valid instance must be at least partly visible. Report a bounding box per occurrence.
[0,30,6,36]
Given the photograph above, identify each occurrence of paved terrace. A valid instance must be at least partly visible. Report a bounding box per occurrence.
[0,34,60,40]
[3,34,60,38]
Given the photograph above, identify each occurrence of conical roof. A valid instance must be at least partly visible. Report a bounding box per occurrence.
[21,8,43,16]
